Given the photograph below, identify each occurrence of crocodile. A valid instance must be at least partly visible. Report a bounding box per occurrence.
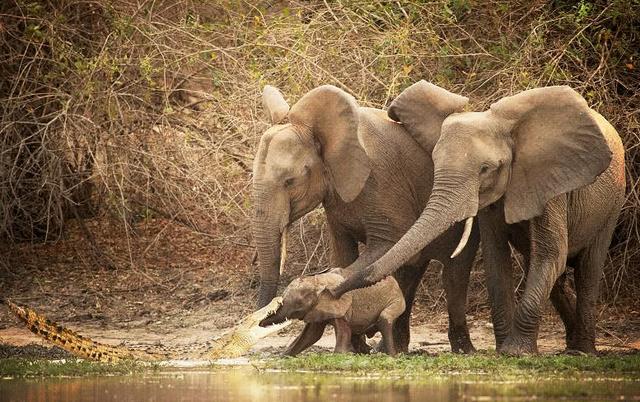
[4,297,291,362]
[206,296,291,359]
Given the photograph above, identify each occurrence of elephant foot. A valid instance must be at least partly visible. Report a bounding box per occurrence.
[562,348,589,356]
[449,325,476,354]
[451,340,476,354]
[394,341,409,354]
[565,338,597,355]
[372,341,402,354]
[353,345,372,354]
[371,339,408,355]
[351,336,372,354]
[494,336,507,352]
[391,329,410,354]
[334,344,355,354]
[498,336,538,356]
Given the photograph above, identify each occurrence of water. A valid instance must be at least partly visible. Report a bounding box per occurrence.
[1,369,639,401]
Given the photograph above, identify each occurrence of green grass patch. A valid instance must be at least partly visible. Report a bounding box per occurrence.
[264,352,640,377]
[0,359,153,378]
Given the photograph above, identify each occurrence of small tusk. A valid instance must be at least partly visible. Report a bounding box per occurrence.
[451,216,474,259]
[279,230,288,275]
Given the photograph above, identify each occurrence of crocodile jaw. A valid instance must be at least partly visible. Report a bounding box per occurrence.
[207,296,293,359]
[238,296,292,337]
[248,317,292,339]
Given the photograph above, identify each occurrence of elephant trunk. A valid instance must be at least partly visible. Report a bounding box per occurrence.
[254,228,286,308]
[253,186,289,308]
[334,168,478,296]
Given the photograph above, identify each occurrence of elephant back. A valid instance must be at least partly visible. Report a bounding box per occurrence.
[357,107,435,207]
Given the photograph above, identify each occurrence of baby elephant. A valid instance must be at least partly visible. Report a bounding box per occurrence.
[259,268,405,356]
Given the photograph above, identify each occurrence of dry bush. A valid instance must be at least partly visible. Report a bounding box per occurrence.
[1,0,638,310]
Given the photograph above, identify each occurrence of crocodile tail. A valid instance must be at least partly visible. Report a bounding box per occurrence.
[5,299,162,362]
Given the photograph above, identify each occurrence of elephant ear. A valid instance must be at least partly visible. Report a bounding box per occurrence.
[490,86,612,224]
[262,85,290,124]
[304,288,352,323]
[288,85,370,203]
[388,80,469,153]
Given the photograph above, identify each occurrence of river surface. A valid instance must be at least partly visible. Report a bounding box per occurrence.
[1,368,639,401]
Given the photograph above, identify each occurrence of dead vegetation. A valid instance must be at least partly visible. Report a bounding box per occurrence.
[0,0,638,326]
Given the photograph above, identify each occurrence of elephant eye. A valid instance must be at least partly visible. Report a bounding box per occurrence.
[284,177,295,188]
[480,163,500,176]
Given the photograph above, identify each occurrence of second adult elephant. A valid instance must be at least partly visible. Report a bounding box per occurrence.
[333,81,625,355]
[253,84,479,353]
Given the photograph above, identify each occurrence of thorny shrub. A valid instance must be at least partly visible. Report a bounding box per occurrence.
[0,0,638,309]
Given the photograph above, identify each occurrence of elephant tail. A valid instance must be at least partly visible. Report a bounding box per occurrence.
[5,299,164,362]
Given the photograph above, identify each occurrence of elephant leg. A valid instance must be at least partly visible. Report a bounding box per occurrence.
[377,321,396,356]
[333,241,395,353]
[571,220,616,354]
[522,245,579,350]
[350,334,371,354]
[501,203,568,356]
[327,221,359,268]
[391,264,426,353]
[285,323,326,356]
[478,206,515,350]
[550,270,578,348]
[379,296,406,356]
[333,318,354,354]
[442,223,479,354]
[328,221,372,353]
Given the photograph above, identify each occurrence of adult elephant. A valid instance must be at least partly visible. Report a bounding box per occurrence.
[253,84,480,353]
[333,81,625,355]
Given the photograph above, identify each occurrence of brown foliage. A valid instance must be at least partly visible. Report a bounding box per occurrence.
[0,0,638,308]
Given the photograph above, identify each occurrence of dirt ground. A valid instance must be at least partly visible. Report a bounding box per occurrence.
[1,217,639,359]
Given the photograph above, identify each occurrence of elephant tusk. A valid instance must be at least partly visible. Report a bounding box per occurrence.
[279,230,288,275]
[450,216,474,259]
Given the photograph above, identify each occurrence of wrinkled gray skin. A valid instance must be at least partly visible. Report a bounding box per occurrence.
[259,268,405,356]
[253,84,480,353]
[333,81,626,356]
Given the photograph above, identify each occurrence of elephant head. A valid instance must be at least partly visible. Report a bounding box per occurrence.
[259,269,352,326]
[253,85,370,307]
[335,81,611,294]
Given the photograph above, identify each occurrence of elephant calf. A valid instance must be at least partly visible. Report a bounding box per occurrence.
[259,268,405,356]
